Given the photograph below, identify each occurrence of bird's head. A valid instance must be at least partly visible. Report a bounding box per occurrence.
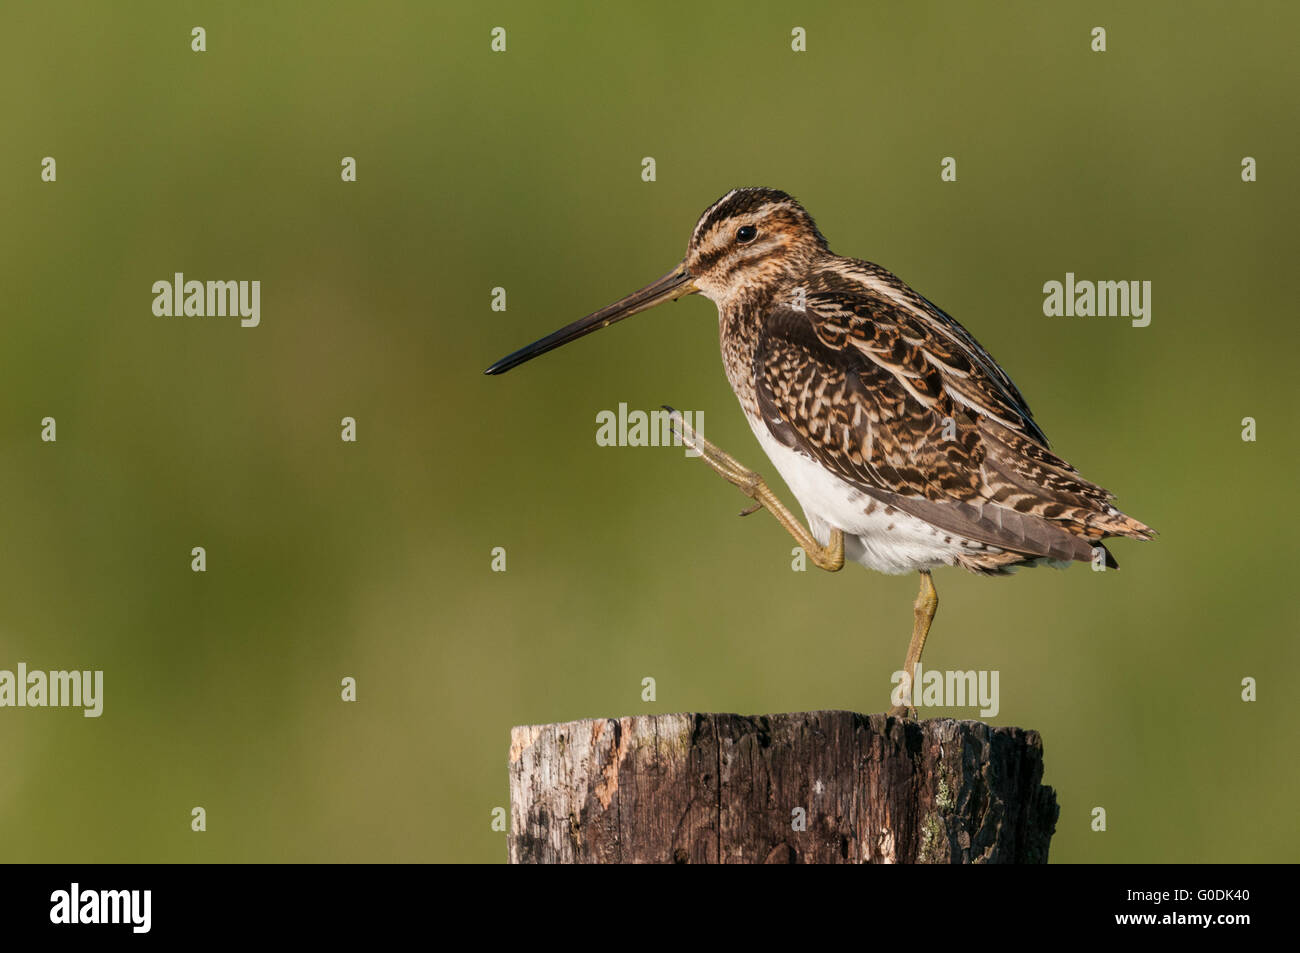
[683,188,829,301]
[484,187,826,375]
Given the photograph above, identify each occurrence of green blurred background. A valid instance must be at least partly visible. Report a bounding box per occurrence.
[2,1,1296,863]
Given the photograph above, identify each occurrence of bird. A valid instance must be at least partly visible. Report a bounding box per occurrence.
[485,187,1153,717]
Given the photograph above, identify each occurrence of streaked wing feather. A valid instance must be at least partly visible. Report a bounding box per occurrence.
[753,273,1151,562]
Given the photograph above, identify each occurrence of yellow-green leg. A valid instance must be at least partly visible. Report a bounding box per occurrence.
[667,408,844,571]
[889,570,938,720]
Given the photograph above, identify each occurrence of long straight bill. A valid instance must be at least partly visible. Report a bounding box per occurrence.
[484,263,696,375]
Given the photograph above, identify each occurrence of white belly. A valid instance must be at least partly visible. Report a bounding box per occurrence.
[746,415,997,575]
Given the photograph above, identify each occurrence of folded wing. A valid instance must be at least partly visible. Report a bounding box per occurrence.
[753,264,1153,570]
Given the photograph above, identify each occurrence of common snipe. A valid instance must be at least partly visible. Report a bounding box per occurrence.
[486,187,1153,717]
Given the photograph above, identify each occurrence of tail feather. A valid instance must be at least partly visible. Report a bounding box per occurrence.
[977,418,1155,545]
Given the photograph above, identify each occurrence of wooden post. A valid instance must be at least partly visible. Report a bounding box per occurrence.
[509,710,1058,864]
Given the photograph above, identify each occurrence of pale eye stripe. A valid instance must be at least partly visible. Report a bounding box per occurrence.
[696,200,790,253]
[691,189,738,244]
[714,235,786,275]
[703,231,784,275]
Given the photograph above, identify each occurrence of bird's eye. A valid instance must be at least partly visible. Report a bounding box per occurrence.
[736,225,758,244]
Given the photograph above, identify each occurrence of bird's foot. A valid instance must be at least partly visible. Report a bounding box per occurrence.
[664,406,845,572]
[666,407,767,511]
[888,704,918,721]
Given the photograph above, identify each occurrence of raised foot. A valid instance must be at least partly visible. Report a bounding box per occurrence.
[665,407,765,505]
[664,406,845,572]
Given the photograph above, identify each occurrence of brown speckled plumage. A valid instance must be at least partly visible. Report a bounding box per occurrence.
[684,188,1153,574]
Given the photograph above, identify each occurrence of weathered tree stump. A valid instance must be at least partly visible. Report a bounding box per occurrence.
[508,710,1057,863]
